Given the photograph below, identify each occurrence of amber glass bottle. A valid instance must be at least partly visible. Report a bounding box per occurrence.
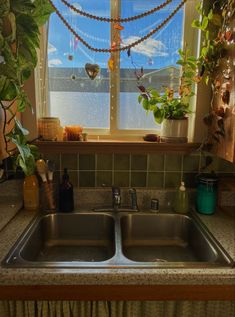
[23,175,39,211]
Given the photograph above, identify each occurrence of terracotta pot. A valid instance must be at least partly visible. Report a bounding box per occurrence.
[161,118,188,143]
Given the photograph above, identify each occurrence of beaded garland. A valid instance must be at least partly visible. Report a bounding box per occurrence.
[48,0,188,53]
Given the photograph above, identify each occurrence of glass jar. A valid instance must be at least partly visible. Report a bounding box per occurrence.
[196,174,218,215]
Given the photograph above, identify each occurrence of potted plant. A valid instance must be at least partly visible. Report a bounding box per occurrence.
[138,48,199,143]
[0,0,53,207]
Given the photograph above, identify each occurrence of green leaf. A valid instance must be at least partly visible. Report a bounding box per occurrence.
[153,108,164,124]
[0,77,18,100]
[32,0,55,26]
[138,95,142,103]
[150,89,160,97]
[201,16,209,30]
[191,19,201,29]
[14,118,29,136]
[11,0,35,14]
[195,1,202,14]
[208,9,213,20]
[142,98,150,111]
[7,12,16,42]
[0,0,10,16]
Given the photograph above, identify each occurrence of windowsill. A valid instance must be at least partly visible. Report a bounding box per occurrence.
[35,140,200,154]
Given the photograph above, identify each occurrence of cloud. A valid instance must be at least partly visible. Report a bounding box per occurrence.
[48,59,62,67]
[122,36,168,58]
[48,43,57,54]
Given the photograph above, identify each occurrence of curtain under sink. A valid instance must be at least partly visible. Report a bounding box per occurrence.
[0,300,235,317]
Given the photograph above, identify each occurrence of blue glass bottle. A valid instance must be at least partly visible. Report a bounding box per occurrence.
[196,174,218,215]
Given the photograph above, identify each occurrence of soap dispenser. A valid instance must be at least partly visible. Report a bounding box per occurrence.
[173,181,189,214]
[59,168,74,212]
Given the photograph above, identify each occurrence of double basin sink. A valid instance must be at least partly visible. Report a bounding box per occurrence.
[2,211,233,268]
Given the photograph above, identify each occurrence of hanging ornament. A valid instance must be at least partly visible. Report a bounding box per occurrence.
[70,74,77,80]
[113,23,124,30]
[74,37,79,50]
[85,63,100,80]
[108,57,115,72]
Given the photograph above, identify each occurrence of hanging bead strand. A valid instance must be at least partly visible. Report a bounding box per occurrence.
[61,0,173,23]
[48,0,188,53]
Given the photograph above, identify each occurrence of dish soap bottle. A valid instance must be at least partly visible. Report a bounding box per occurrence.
[59,168,74,212]
[173,181,189,214]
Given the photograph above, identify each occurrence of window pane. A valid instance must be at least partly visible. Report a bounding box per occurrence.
[48,0,110,128]
[119,0,183,130]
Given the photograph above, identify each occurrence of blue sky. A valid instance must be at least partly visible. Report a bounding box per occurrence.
[48,0,183,70]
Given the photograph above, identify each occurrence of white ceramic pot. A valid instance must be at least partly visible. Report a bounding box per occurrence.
[161,118,188,143]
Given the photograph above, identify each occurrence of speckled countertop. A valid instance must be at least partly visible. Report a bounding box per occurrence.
[0,184,234,286]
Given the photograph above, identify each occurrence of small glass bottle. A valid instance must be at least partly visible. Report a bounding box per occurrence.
[23,175,39,211]
[173,181,189,214]
[59,168,74,212]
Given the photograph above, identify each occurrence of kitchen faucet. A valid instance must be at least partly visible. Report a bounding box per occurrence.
[93,186,139,212]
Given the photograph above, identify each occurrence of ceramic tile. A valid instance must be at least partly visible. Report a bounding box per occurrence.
[148,154,164,171]
[131,172,147,187]
[165,172,181,188]
[147,172,164,188]
[114,154,130,170]
[183,154,200,172]
[131,155,147,170]
[97,154,112,170]
[79,154,95,170]
[114,172,130,187]
[79,171,95,187]
[61,153,78,170]
[165,155,182,171]
[97,171,112,187]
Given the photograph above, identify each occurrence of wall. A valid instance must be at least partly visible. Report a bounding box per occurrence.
[5,151,235,189]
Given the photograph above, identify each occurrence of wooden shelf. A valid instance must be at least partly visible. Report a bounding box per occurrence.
[35,140,200,154]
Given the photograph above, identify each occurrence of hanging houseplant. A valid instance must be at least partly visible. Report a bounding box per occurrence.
[192,0,235,157]
[0,0,54,166]
[0,0,54,208]
[138,47,199,143]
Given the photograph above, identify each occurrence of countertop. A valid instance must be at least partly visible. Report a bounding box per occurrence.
[0,204,234,286]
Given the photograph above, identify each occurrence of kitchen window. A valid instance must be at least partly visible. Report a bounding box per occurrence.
[45,0,198,138]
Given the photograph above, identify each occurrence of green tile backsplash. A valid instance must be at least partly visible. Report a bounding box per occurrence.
[79,154,95,170]
[37,152,235,189]
[114,154,130,170]
[97,154,113,170]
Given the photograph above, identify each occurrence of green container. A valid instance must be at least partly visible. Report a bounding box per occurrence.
[196,174,218,215]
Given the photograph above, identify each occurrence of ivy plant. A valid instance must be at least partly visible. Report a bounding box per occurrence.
[0,0,54,175]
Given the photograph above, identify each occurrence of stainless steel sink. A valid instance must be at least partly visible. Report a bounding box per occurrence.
[121,214,224,264]
[2,211,233,268]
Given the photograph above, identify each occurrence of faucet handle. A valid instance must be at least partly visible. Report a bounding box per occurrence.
[129,188,139,211]
[112,186,121,208]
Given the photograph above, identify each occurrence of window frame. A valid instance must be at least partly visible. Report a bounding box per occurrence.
[82,0,200,139]
[23,0,209,143]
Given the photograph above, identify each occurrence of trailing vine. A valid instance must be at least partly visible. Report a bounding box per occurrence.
[0,0,54,175]
[192,0,235,152]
